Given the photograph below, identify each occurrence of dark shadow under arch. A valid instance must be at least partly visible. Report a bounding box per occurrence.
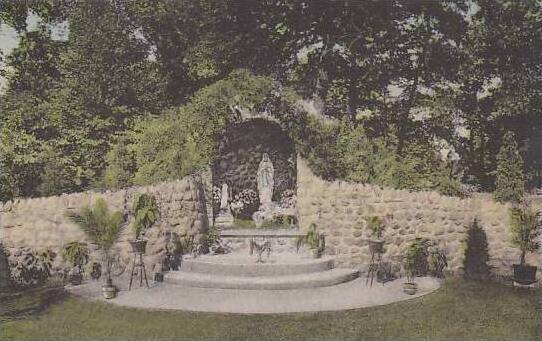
[212,118,297,217]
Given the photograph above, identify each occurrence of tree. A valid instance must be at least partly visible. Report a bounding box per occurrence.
[494,131,525,204]
[38,145,80,196]
[102,135,137,190]
[3,26,64,98]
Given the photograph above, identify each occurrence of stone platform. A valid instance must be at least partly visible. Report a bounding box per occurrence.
[68,277,441,314]
[164,251,359,290]
[67,246,441,314]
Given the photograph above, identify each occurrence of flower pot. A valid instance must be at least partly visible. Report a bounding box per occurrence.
[68,273,83,286]
[310,248,321,259]
[154,272,164,283]
[102,285,117,299]
[130,240,148,254]
[403,282,418,295]
[513,264,537,285]
[369,239,385,254]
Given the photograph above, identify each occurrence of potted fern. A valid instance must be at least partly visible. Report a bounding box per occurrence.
[68,198,125,299]
[402,238,429,295]
[509,204,540,285]
[366,216,385,254]
[297,224,325,258]
[130,193,159,254]
[61,241,89,285]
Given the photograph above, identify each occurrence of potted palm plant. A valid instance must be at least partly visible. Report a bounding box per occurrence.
[68,198,125,299]
[509,204,540,285]
[61,241,89,285]
[366,216,385,254]
[130,193,159,254]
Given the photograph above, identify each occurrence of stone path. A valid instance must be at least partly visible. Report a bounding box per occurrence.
[68,276,440,314]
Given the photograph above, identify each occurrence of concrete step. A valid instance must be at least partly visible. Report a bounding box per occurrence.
[164,268,360,290]
[180,255,335,277]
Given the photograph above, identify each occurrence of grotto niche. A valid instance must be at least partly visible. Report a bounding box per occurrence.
[212,119,297,229]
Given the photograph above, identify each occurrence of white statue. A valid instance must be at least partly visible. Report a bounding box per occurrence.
[220,183,229,211]
[257,153,274,208]
[216,183,233,227]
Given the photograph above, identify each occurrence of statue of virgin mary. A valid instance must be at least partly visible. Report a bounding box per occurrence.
[257,153,274,207]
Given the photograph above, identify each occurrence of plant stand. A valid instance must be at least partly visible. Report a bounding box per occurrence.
[366,247,383,287]
[128,252,149,290]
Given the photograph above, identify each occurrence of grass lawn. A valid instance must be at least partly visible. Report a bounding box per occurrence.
[0,278,539,340]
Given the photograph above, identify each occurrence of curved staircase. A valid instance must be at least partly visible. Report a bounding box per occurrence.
[164,253,360,290]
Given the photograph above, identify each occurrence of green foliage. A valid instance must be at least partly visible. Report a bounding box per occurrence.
[107,70,274,186]
[60,242,89,269]
[66,198,125,282]
[130,115,210,186]
[365,216,384,239]
[300,119,462,196]
[9,248,55,287]
[429,247,448,278]
[494,131,525,204]
[0,0,541,199]
[131,193,159,240]
[509,205,540,266]
[38,145,80,197]
[403,238,430,282]
[297,224,325,254]
[101,135,137,190]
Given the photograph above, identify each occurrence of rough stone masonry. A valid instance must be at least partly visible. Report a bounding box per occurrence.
[0,156,538,282]
[296,156,538,277]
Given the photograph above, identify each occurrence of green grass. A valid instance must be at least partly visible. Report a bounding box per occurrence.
[1,279,540,340]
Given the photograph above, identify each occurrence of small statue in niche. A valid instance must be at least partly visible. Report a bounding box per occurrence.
[219,183,230,212]
[215,182,234,227]
[257,153,274,210]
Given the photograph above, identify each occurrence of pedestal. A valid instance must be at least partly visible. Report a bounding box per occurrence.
[215,210,234,228]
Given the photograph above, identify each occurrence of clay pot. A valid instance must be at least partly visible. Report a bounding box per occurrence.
[68,273,83,286]
[403,282,418,295]
[130,240,148,254]
[102,285,117,299]
[369,239,384,254]
[513,264,537,285]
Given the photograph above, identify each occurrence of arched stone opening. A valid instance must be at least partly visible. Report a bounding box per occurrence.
[212,118,297,228]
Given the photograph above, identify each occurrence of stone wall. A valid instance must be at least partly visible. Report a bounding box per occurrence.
[296,156,539,277]
[1,152,539,283]
[0,243,9,290]
[0,174,209,287]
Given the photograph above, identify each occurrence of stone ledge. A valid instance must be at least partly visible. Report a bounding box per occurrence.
[220,229,306,238]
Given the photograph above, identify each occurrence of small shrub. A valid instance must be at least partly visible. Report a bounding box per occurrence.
[428,245,448,278]
[9,248,55,287]
[463,218,491,280]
